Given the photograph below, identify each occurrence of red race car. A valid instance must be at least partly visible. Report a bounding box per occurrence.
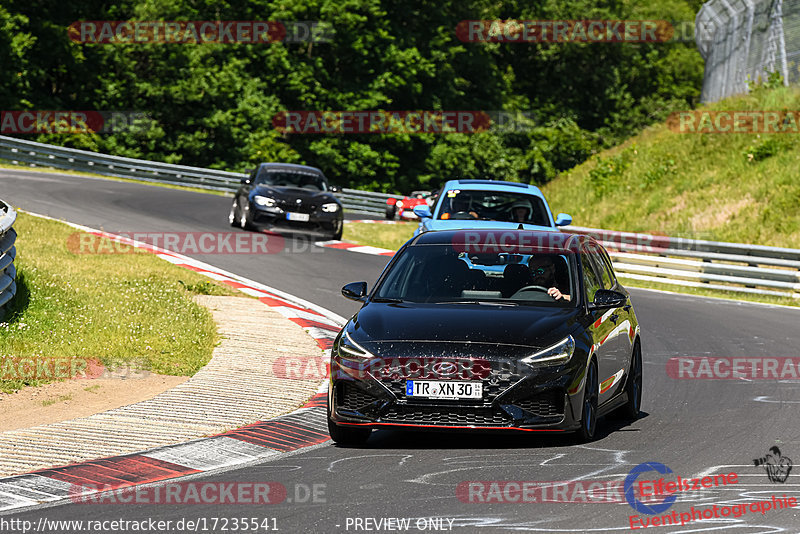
[385,190,435,220]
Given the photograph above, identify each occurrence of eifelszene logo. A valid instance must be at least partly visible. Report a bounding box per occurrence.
[624,462,677,515]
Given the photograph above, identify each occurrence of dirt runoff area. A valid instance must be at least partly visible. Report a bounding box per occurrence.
[0,373,187,432]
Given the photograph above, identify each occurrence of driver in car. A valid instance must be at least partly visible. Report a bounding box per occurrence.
[528,256,571,302]
[442,194,479,219]
[509,199,533,223]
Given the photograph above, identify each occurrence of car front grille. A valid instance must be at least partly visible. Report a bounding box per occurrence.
[379,405,512,427]
[512,391,563,417]
[379,359,528,404]
[277,200,316,214]
[338,382,381,411]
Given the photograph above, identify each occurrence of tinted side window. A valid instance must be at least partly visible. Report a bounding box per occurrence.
[580,252,601,303]
[588,244,614,289]
[599,249,617,289]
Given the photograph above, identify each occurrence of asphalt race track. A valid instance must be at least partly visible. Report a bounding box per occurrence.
[3,168,800,533]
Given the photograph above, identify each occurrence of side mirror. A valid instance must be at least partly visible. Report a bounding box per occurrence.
[555,213,572,227]
[591,289,627,309]
[342,281,367,301]
[413,205,432,219]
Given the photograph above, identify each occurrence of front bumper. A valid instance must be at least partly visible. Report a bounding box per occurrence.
[328,356,585,433]
[250,203,342,234]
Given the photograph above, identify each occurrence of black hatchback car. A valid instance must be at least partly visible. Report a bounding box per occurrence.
[327,229,642,446]
[229,163,344,240]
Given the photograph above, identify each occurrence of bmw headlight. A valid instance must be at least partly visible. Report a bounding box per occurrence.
[321,202,339,213]
[254,195,276,207]
[521,336,575,367]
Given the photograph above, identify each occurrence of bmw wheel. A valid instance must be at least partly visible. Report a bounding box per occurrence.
[228,197,240,227]
[238,198,254,231]
[577,359,598,442]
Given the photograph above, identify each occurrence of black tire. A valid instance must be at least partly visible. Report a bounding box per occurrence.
[323,219,343,241]
[228,197,240,227]
[576,359,599,443]
[237,198,254,231]
[385,204,396,220]
[618,342,642,420]
[327,414,371,447]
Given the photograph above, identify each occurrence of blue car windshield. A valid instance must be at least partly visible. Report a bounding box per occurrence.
[256,170,327,191]
[374,245,575,306]
[437,190,550,226]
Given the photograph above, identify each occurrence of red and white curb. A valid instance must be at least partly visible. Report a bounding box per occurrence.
[0,213,342,514]
[314,240,396,257]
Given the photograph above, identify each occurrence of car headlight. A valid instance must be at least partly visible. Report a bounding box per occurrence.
[521,336,575,367]
[321,202,339,213]
[254,195,276,207]
[338,331,372,359]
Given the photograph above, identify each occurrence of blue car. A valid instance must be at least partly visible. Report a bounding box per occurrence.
[413,179,571,236]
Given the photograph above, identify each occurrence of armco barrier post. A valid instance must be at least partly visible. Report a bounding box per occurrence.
[0,199,18,317]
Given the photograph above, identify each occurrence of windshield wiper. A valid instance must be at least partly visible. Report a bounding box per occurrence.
[436,300,518,307]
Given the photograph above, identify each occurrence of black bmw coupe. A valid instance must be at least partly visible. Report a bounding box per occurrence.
[327,229,642,446]
[229,163,344,240]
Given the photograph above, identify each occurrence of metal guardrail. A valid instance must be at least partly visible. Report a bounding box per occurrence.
[0,135,397,214]
[1,135,798,298]
[564,225,800,299]
[0,199,17,316]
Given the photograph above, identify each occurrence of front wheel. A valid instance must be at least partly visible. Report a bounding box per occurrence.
[324,219,343,241]
[327,415,371,447]
[237,198,254,231]
[576,359,598,443]
[228,198,240,227]
[385,204,397,220]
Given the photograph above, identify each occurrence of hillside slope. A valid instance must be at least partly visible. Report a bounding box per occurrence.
[541,85,800,248]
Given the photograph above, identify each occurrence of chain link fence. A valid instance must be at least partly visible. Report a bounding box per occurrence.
[696,0,800,102]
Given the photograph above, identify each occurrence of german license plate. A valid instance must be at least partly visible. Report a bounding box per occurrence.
[406,380,483,400]
[286,212,309,222]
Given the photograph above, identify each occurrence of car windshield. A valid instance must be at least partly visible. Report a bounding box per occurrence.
[437,190,550,225]
[374,244,575,307]
[256,170,327,191]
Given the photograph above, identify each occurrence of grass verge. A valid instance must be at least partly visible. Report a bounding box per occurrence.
[342,221,417,250]
[541,85,800,248]
[0,212,238,393]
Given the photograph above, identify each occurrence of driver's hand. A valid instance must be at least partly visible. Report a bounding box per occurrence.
[548,287,565,301]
